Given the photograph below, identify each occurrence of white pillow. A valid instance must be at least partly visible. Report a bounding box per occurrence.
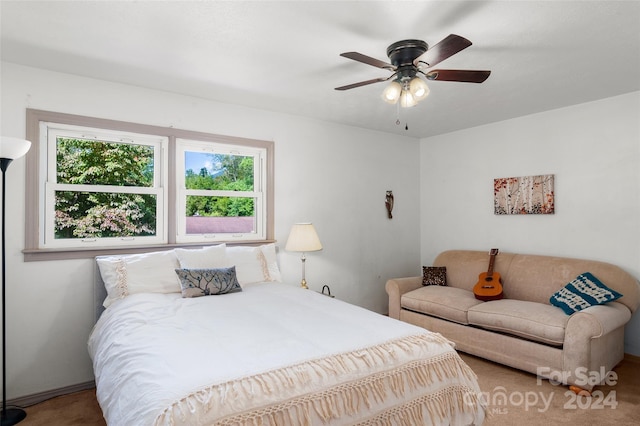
[175,244,229,269]
[97,249,181,307]
[226,245,274,286]
[260,243,282,282]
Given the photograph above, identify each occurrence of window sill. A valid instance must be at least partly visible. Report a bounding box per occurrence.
[22,240,277,262]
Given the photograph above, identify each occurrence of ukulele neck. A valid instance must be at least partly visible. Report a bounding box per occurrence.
[487,248,499,278]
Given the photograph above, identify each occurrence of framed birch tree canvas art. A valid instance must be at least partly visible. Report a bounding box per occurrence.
[494,174,555,215]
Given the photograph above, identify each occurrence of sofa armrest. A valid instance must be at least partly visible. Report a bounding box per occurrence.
[385,277,422,319]
[562,302,631,380]
[566,302,631,340]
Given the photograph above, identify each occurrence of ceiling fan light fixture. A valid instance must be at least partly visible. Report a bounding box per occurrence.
[409,77,429,101]
[399,90,417,108]
[337,34,491,114]
[381,81,402,104]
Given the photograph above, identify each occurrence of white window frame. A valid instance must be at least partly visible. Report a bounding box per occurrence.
[175,138,267,243]
[23,109,275,261]
[40,122,168,248]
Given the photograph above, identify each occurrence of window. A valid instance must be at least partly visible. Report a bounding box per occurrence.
[43,123,167,248]
[175,139,267,243]
[24,109,274,261]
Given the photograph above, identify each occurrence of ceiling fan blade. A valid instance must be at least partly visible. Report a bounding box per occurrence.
[335,77,391,91]
[340,52,395,70]
[414,34,472,68]
[424,69,491,83]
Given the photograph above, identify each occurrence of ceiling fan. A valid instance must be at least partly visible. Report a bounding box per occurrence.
[335,34,490,107]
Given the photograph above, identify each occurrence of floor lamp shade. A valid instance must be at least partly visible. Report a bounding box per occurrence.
[0,137,31,162]
[1,136,31,426]
[285,223,322,289]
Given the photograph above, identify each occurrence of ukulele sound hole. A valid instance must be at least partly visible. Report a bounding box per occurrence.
[485,277,493,282]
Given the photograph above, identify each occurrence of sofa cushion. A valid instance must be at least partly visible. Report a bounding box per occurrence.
[402,286,483,325]
[468,299,569,346]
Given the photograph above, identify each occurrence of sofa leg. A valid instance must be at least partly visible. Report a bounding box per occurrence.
[569,385,591,396]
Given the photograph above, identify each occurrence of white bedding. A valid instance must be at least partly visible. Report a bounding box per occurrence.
[89,282,485,425]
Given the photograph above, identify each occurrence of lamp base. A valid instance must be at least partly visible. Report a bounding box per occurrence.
[300,279,308,289]
[1,408,26,426]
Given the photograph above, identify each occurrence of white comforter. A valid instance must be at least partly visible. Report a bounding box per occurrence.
[89,283,484,425]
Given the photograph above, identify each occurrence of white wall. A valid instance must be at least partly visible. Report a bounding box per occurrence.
[3,60,638,400]
[420,91,640,355]
[0,62,421,399]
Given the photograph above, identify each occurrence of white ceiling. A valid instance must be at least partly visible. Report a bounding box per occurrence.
[2,1,639,138]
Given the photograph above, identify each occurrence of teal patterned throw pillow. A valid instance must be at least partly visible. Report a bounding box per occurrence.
[549,272,622,315]
[175,267,242,298]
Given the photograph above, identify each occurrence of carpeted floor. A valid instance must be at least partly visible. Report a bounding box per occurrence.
[20,353,639,425]
[460,353,640,426]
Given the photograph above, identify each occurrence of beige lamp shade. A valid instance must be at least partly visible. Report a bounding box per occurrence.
[285,223,322,252]
[0,137,31,160]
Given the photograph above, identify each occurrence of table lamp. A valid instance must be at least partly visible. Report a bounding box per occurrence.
[285,223,322,289]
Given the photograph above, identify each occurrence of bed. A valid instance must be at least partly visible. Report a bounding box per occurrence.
[89,244,485,425]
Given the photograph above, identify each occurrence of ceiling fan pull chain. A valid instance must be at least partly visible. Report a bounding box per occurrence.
[395,102,408,130]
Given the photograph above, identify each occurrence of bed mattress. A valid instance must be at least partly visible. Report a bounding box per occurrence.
[88,282,484,425]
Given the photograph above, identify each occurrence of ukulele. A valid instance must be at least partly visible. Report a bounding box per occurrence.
[473,248,503,301]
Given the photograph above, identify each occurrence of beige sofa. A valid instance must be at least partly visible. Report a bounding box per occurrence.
[386,250,640,391]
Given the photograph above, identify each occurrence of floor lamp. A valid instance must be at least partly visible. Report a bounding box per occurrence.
[0,137,31,426]
[285,223,323,289]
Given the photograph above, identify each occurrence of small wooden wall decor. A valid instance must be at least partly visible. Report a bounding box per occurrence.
[385,191,394,219]
[494,174,554,215]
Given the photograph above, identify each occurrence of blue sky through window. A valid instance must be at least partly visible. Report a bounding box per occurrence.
[185,151,224,176]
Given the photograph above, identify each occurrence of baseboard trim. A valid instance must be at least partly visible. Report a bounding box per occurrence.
[7,381,96,408]
[624,352,640,362]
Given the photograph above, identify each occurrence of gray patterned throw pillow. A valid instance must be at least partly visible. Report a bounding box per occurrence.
[175,266,242,298]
